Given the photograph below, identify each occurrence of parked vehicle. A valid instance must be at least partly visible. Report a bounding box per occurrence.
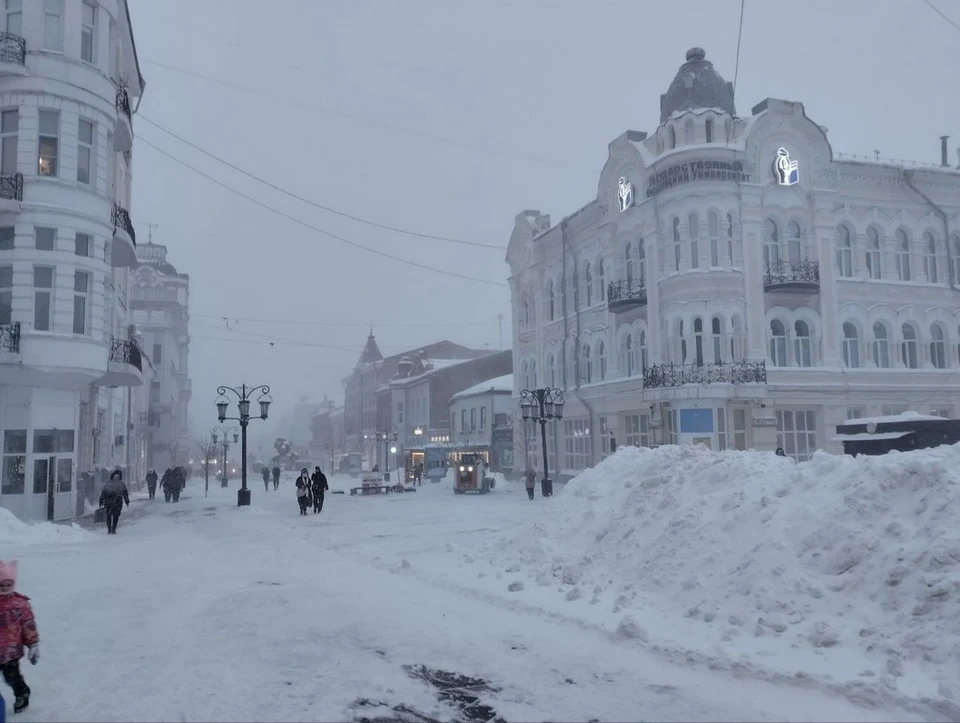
[454,452,494,495]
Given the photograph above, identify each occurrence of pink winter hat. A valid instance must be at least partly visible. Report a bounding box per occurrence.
[0,559,18,584]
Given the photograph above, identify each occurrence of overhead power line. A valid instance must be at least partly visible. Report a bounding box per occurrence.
[923,0,960,33]
[190,312,500,328]
[137,114,504,251]
[732,0,746,96]
[136,135,509,288]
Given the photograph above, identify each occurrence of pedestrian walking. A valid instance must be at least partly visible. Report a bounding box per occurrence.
[272,465,281,490]
[170,466,185,502]
[145,469,158,500]
[414,463,423,486]
[0,560,39,714]
[262,466,270,491]
[524,466,536,500]
[99,469,130,534]
[295,468,311,515]
[311,467,328,513]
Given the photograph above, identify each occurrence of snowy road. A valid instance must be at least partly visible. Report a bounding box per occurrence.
[3,474,944,722]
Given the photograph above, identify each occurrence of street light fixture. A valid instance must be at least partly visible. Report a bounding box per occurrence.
[518,387,564,497]
[214,383,272,506]
[211,425,239,491]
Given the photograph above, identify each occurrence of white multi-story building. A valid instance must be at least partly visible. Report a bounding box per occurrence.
[506,46,960,476]
[130,241,191,478]
[0,0,145,521]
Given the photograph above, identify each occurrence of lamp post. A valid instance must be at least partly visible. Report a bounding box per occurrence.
[215,384,272,506]
[390,445,398,487]
[518,387,564,497]
[211,426,239,489]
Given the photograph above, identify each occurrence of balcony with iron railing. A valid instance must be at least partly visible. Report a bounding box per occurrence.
[607,278,647,313]
[0,321,20,355]
[0,32,26,70]
[0,172,22,208]
[115,86,133,151]
[111,202,137,267]
[642,360,767,389]
[100,337,143,387]
[763,259,820,293]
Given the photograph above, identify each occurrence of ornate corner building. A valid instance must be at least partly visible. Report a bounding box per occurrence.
[506,47,960,474]
[0,1,146,521]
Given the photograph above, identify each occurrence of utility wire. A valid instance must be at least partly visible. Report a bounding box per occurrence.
[138,114,504,251]
[732,0,746,96]
[923,0,960,33]
[136,135,509,288]
[190,312,499,328]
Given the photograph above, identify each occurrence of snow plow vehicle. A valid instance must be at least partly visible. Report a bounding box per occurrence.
[454,452,495,495]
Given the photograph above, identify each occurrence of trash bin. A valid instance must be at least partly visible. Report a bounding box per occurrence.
[541,478,553,497]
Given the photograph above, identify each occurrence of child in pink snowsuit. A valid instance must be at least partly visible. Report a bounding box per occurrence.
[0,561,39,714]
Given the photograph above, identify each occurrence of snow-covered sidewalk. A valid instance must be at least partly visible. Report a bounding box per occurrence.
[0,466,952,721]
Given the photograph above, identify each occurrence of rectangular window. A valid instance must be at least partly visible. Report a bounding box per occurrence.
[881,404,908,417]
[929,407,954,419]
[150,381,160,404]
[732,407,747,450]
[461,409,466,432]
[480,406,486,431]
[470,408,476,431]
[75,232,90,257]
[81,1,97,64]
[716,408,727,450]
[38,110,59,176]
[0,109,17,175]
[33,266,53,331]
[563,418,590,471]
[43,0,64,51]
[35,226,55,251]
[73,270,89,334]
[0,265,11,325]
[0,226,13,251]
[846,408,865,420]
[397,402,403,425]
[152,343,161,364]
[77,119,93,184]
[776,409,817,462]
[4,0,22,36]
[623,413,649,448]
[1,429,25,495]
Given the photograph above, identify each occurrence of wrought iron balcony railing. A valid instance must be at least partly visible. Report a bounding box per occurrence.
[138,411,161,428]
[111,203,136,244]
[763,259,820,289]
[109,337,142,372]
[0,32,25,66]
[607,278,647,311]
[0,172,22,202]
[0,322,20,353]
[116,86,131,121]
[643,360,767,389]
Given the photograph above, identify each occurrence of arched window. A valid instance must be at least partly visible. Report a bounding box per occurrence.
[597,340,606,381]
[763,219,780,270]
[547,353,556,388]
[639,330,648,371]
[584,262,592,307]
[730,315,743,361]
[711,316,723,364]
[726,212,735,264]
[923,231,938,284]
[952,235,960,286]
[836,225,853,278]
[794,320,811,367]
[866,228,881,280]
[689,213,700,269]
[547,281,555,321]
[622,334,634,377]
[787,221,802,266]
[901,323,918,369]
[637,238,646,286]
[693,317,704,367]
[896,229,911,281]
[597,257,605,302]
[705,118,714,143]
[842,322,860,368]
[769,319,787,367]
[673,217,681,272]
[679,320,687,364]
[708,212,719,267]
[625,242,633,285]
[930,324,947,369]
[684,119,694,145]
[581,344,591,384]
[530,359,537,388]
[872,322,890,368]
[522,297,530,329]
[669,126,676,149]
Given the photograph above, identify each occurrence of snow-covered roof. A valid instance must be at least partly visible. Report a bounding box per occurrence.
[388,358,473,387]
[840,411,944,427]
[450,374,513,402]
[831,431,914,443]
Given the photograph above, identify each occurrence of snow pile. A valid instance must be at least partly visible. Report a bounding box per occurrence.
[483,443,960,685]
[0,507,91,545]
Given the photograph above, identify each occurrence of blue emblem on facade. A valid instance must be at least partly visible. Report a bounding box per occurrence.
[774,147,799,186]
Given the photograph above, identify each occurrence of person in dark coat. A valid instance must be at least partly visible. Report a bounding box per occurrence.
[523,466,537,501]
[271,466,281,490]
[160,468,176,502]
[145,469,158,500]
[414,463,423,486]
[98,469,130,534]
[295,469,311,515]
[261,466,271,491]
[311,467,328,513]
[170,467,185,502]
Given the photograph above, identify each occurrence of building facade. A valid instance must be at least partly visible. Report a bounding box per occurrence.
[129,240,190,478]
[506,46,960,477]
[447,374,514,473]
[0,0,146,521]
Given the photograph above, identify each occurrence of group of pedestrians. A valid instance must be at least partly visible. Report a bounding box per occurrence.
[261,465,281,491]
[145,468,186,502]
[295,467,328,515]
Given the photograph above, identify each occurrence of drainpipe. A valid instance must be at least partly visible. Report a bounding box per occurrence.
[560,219,570,390]
[902,169,955,291]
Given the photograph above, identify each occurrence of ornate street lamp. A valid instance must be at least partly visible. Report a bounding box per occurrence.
[214,384,272,506]
[518,387,564,497]
[211,425,239,490]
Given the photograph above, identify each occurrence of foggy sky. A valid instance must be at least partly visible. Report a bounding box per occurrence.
[125,0,960,445]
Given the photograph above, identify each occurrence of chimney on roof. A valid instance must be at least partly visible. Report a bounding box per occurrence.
[940,135,949,168]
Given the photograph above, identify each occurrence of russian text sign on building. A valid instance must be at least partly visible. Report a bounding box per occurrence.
[774,147,799,186]
[645,159,750,198]
[618,176,634,212]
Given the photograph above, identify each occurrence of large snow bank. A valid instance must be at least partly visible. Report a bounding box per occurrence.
[482,444,960,688]
[0,507,91,545]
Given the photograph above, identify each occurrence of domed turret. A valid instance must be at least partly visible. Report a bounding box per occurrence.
[659,47,735,124]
